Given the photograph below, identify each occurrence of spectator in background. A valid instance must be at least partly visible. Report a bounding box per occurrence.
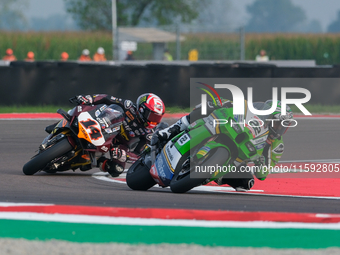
[256,50,269,62]
[125,51,135,61]
[93,47,107,62]
[25,51,35,62]
[163,49,173,61]
[79,49,92,61]
[3,48,17,61]
[61,52,69,61]
[188,49,199,61]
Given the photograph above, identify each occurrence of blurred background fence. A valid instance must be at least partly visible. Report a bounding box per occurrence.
[2,27,340,65]
[149,24,243,61]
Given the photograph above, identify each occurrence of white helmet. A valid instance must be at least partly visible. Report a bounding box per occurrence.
[97,47,105,54]
[82,49,90,56]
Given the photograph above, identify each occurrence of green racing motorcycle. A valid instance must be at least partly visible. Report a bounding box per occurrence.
[126,103,276,193]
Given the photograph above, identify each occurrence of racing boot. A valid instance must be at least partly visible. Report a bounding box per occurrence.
[97,157,124,177]
[214,169,254,191]
[219,178,255,192]
[151,116,190,145]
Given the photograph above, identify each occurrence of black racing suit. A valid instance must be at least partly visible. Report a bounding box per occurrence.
[80,94,154,173]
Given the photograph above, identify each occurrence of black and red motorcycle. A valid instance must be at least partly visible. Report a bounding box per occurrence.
[23,97,134,175]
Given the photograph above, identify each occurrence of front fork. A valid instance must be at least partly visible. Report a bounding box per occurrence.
[40,132,68,151]
[194,141,234,183]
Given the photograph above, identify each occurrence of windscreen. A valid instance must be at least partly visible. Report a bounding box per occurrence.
[253,101,271,123]
[97,104,124,129]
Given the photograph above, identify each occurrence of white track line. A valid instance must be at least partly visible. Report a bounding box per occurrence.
[0,202,54,207]
[1,212,340,229]
[93,174,340,200]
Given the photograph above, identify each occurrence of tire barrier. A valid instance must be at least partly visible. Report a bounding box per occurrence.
[1,61,340,107]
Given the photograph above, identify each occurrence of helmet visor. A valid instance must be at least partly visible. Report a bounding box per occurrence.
[141,107,163,128]
[273,119,292,136]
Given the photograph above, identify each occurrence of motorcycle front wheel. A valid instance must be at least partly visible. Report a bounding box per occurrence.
[126,158,156,190]
[170,147,230,193]
[22,138,73,175]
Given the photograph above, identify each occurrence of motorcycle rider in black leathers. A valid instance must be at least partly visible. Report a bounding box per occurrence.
[46,93,165,177]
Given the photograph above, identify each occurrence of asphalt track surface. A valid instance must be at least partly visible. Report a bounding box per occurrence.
[1,118,340,214]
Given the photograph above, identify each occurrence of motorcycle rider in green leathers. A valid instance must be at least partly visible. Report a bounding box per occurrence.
[151,99,294,191]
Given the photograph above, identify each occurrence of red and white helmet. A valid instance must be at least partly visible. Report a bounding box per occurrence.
[136,93,165,129]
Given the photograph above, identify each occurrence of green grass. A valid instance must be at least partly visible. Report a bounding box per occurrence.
[0,105,190,114]
[165,106,191,113]
[1,219,340,248]
[0,104,339,114]
[0,105,70,113]
[290,104,340,114]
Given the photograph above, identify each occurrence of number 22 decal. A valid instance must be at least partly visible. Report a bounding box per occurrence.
[248,120,262,136]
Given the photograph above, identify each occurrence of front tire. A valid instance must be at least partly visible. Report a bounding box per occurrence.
[126,159,156,190]
[170,147,230,193]
[23,138,73,175]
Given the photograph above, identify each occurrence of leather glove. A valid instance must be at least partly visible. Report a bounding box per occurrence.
[253,155,268,181]
[76,95,93,105]
[112,148,127,162]
[254,155,266,166]
[150,131,161,146]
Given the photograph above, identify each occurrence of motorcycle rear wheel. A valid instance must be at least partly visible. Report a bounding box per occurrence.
[126,159,156,190]
[23,138,73,175]
[170,147,230,193]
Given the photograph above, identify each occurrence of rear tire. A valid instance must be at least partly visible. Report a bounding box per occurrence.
[170,147,230,193]
[126,159,156,190]
[23,138,73,175]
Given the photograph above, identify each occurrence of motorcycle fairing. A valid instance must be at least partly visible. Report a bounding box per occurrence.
[150,150,174,187]
[163,142,183,172]
[78,112,106,146]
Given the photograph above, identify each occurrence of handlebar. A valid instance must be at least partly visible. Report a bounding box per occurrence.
[69,96,79,105]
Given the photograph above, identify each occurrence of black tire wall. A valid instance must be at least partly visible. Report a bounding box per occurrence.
[2,61,340,107]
